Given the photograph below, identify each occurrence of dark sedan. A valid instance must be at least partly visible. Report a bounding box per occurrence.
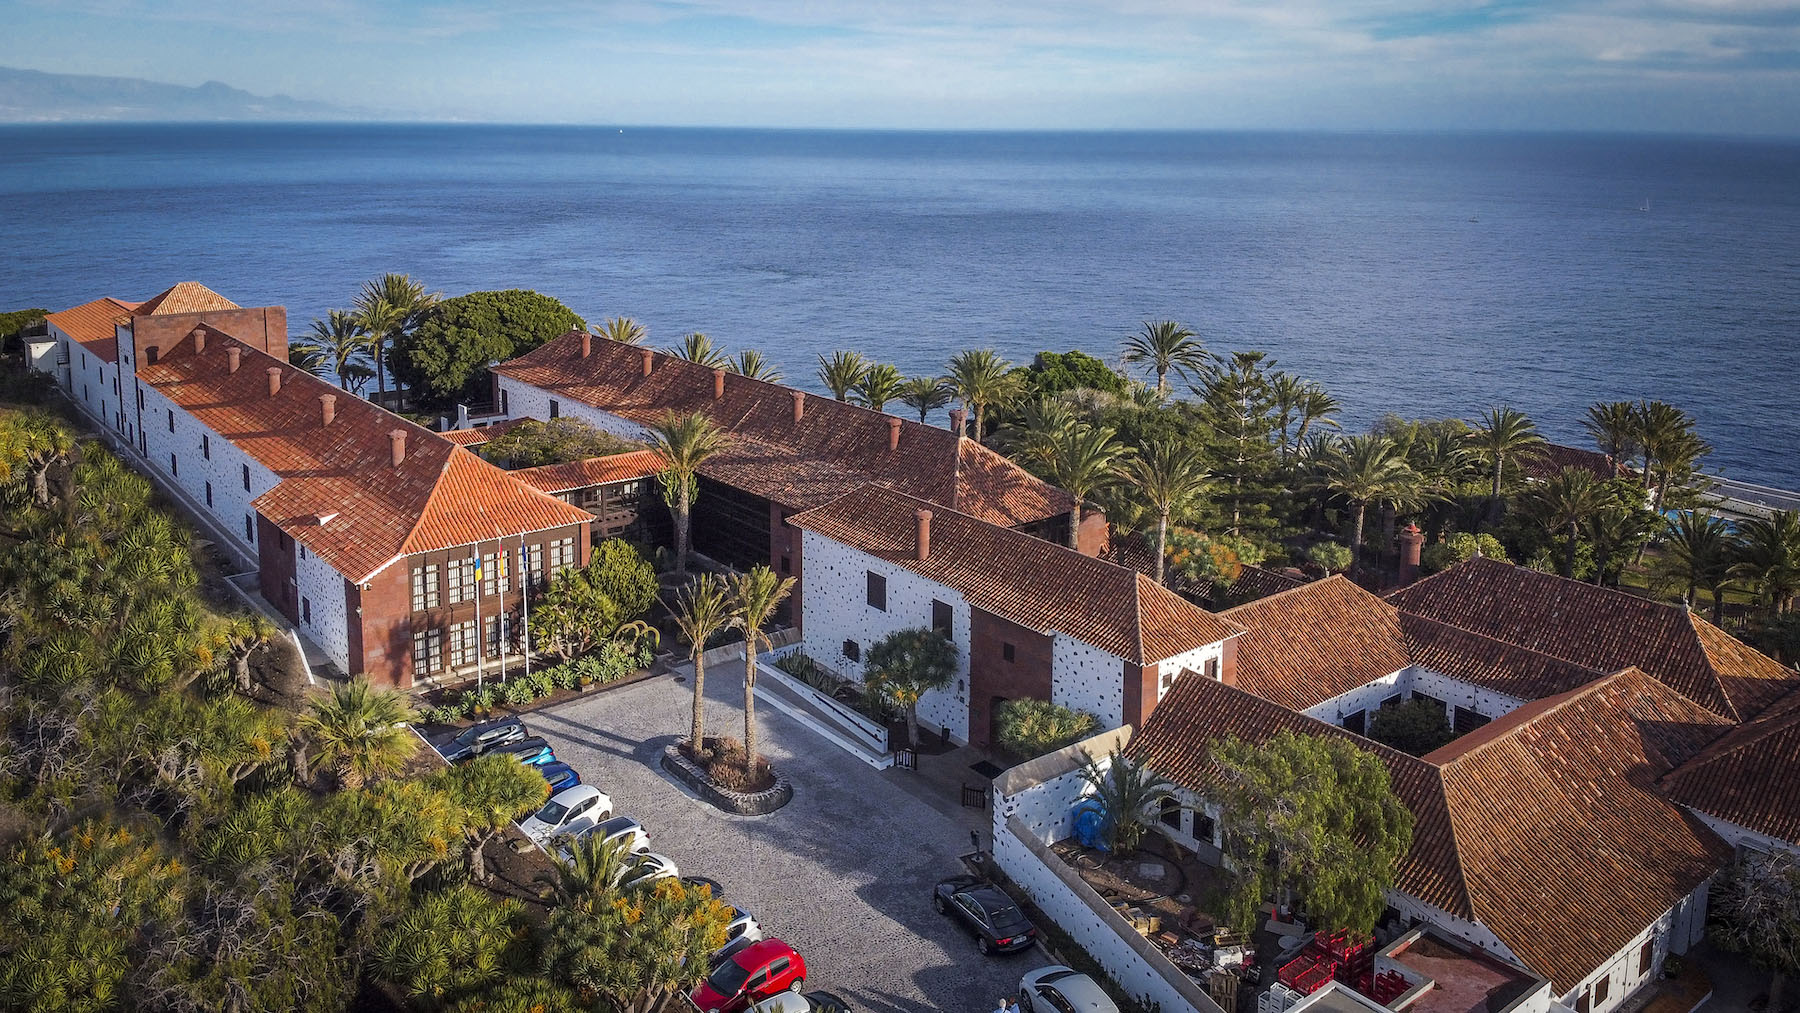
[434,716,527,763]
[933,876,1037,954]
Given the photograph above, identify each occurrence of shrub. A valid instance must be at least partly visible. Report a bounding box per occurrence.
[994,699,1101,760]
[1367,698,1454,756]
[548,662,581,691]
[699,736,773,793]
[500,679,535,707]
[421,704,463,726]
[1421,531,1509,574]
[1307,541,1353,575]
[524,669,555,698]
[467,687,497,717]
[775,652,848,697]
[1168,530,1266,585]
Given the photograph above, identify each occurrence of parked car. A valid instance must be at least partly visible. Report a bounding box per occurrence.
[689,938,806,1013]
[486,736,556,766]
[536,761,580,792]
[435,716,527,763]
[710,906,764,965]
[749,991,851,1013]
[933,876,1037,954]
[578,814,650,855]
[1019,966,1119,1013]
[520,785,611,847]
[683,875,725,898]
[618,851,679,891]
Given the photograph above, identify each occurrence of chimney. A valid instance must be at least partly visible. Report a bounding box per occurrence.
[639,348,654,376]
[888,417,902,452]
[319,393,336,426]
[1398,523,1425,585]
[389,429,408,466]
[191,327,206,354]
[791,390,806,423]
[226,346,241,373]
[948,408,967,437]
[915,509,932,561]
[580,333,593,358]
[713,368,726,400]
[266,367,282,397]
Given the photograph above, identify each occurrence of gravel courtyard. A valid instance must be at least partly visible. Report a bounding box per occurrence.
[525,667,1038,1013]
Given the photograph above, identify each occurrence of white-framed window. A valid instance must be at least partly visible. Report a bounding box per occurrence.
[485,615,504,657]
[1159,668,1178,699]
[549,537,575,574]
[446,557,477,605]
[412,628,443,677]
[448,620,478,668]
[411,563,441,612]
[522,543,545,589]
[481,550,510,596]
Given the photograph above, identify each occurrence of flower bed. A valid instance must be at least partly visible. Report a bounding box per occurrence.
[420,641,654,724]
[661,742,793,816]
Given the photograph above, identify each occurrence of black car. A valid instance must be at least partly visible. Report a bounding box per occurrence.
[933,876,1037,954]
[434,716,527,763]
[483,735,555,765]
[803,991,854,1013]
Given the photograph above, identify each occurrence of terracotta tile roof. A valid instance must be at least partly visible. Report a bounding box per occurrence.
[440,418,530,448]
[511,450,666,496]
[1215,576,1603,711]
[131,281,238,317]
[140,329,591,583]
[1661,685,1800,844]
[45,296,137,363]
[1131,668,1733,993]
[787,484,1242,664]
[1525,443,1622,482]
[493,334,1074,525]
[1388,557,1800,721]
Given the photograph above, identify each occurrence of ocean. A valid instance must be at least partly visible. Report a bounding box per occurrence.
[2,124,1796,487]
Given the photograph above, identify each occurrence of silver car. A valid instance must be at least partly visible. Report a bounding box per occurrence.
[710,907,765,965]
[1020,966,1120,1013]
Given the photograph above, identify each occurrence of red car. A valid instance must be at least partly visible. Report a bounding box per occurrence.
[689,938,807,1013]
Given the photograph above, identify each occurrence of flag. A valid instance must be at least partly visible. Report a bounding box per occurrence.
[472,554,483,582]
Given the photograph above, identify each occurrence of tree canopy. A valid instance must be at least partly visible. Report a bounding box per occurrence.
[479,418,640,468]
[390,289,586,408]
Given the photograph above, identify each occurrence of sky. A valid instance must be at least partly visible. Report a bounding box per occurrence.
[7,0,1800,133]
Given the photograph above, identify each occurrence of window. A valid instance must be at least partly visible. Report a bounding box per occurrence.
[242,464,251,491]
[1002,642,1016,663]
[1594,976,1609,1006]
[446,557,476,605]
[1413,692,1446,716]
[204,482,213,507]
[481,550,510,596]
[411,563,441,611]
[842,639,861,663]
[244,514,255,542]
[301,597,312,624]
[522,543,545,588]
[169,453,178,476]
[1159,668,1177,698]
[1203,656,1220,681]
[549,398,560,419]
[412,628,444,677]
[1454,706,1491,733]
[548,537,575,573]
[500,389,509,415]
[1576,989,1591,1013]
[83,384,89,400]
[1639,940,1654,975]
[485,615,504,656]
[866,571,886,610]
[931,599,953,638]
[780,555,791,574]
[136,389,143,410]
[448,620,478,668]
[1193,810,1216,845]
[299,545,307,560]
[202,434,210,459]
[1159,796,1182,830]
[167,409,174,432]
[1381,694,1402,710]
[1343,709,1366,735]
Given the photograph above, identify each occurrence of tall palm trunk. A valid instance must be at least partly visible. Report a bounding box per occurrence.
[673,488,692,577]
[972,404,985,445]
[1067,502,1082,550]
[1711,586,1726,625]
[1350,501,1368,573]
[1154,511,1170,585]
[743,654,759,772]
[373,336,387,395]
[690,650,708,757]
[1564,519,1580,578]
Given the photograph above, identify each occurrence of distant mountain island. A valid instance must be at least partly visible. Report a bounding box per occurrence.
[0,66,363,122]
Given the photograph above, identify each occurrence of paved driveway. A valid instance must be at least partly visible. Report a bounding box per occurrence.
[527,668,1033,1013]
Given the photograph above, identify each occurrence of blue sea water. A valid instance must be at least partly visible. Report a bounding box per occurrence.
[2,124,1796,487]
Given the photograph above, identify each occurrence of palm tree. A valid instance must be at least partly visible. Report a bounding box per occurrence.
[1662,511,1739,621]
[945,349,1020,446]
[1587,501,1656,588]
[297,676,418,790]
[898,376,954,424]
[851,363,905,412]
[1122,320,1207,397]
[645,412,731,578]
[3,411,76,507]
[1119,440,1209,584]
[1042,423,1127,550]
[1270,373,1306,460]
[597,316,647,345]
[1636,400,1710,513]
[816,351,870,402]
[669,574,738,760]
[1734,511,1800,616]
[727,565,794,771]
[725,350,782,382]
[864,628,957,748]
[443,753,553,884]
[547,833,641,911]
[287,342,329,378]
[218,612,278,695]
[1316,434,1417,573]
[667,332,729,368]
[1293,385,1341,452]
[1469,407,1545,503]
[356,273,438,395]
[1076,747,1177,855]
[1528,467,1610,579]
[304,310,373,389]
[1583,401,1639,474]
[1001,396,1076,468]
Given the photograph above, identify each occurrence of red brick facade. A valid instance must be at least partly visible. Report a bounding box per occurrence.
[968,606,1055,747]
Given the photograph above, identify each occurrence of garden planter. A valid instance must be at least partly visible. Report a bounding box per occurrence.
[660,744,793,816]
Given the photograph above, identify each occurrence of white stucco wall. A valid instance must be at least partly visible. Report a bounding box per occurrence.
[1558,886,1709,1013]
[1691,810,1798,857]
[1303,670,1410,727]
[1156,640,1228,702]
[135,379,280,568]
[495,374,651,442]
[797,528,973,743]
[295,544,351,673]
[1052,635,1126,729]
[1410,668,1528,729]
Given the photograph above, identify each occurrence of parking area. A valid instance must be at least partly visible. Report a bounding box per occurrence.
[521,667,1032,1013]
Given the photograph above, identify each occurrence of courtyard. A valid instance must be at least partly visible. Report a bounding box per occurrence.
[522,664,1034,1013]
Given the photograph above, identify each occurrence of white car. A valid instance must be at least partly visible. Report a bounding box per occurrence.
[554,814,651,862]
[710,907,765,965]
[618,851,679,891]
[1020,967,1120,1013]
[520,784,611,847]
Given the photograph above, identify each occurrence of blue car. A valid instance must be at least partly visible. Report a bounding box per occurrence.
[538,761,580,792]
[487,736,556,766]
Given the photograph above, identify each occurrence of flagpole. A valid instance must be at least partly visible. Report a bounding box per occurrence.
[474,549,484,693]
[497,538,509,684]
[521,540,531,685]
